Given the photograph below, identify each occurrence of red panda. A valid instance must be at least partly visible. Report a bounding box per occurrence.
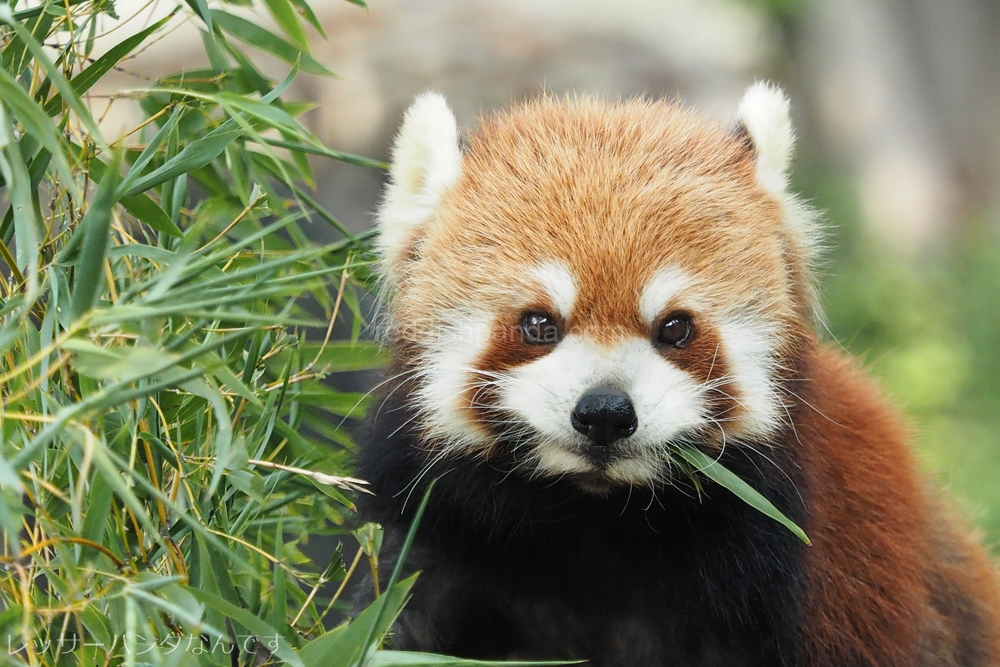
[356,83,1000,666]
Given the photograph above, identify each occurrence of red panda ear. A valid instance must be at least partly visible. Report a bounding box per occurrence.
[735,82,824,319]
[735,81,794,198]
[377,92,463,288]
[730,120,757,160]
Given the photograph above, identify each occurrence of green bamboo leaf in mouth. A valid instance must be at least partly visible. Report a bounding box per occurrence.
[672,445,811,546]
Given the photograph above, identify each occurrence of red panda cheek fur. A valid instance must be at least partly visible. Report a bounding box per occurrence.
[358,89,1000,666]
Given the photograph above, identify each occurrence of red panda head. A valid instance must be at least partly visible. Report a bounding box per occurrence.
[376,84,821,489]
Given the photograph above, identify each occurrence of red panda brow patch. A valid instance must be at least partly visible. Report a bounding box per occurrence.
[531,261,577,320]
[639,267,693,324]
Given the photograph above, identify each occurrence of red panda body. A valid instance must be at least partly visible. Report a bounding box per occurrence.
[357,87,1000,666]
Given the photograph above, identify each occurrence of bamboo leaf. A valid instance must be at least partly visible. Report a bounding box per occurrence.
[263,137,388,169]
[211,10,334,76]
[120,191,185,236]
[86,153,184,237]
[673,446,811,545]
[263,0,310,51]
[357,483,437,666]
[0,101,40,298]
[218,92,303,135]
[271,519,287,632]
[12,0,87,21]
[185,0,214,37]
[117,105,185,196]
[288,0,326,38]
[61,339,182,382]
[128,587,226,640]
[185,586,305,667]
[265,341,388,374]
[71,148,122,320]
[182,375,233,496]
[298,576,418,667]
[0,4,106,148]
[0,69,78,200]
[81,470,114,545]
[121,129,244,197]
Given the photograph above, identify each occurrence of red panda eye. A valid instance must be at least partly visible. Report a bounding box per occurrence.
[520,311,562,345]
[657,313,693,348]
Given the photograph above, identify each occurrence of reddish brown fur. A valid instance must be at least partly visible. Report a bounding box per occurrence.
[396,98,805,349]
[794,344,1000,665]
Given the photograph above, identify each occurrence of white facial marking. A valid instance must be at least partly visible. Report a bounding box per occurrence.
[532,261,577,320]
[604,456,663,486]
[413,309,493,452]
[715,312,783,438]
[409,298,784,486]
[533,442,594,477]
[500,335,706,483]
[639,267,693,324]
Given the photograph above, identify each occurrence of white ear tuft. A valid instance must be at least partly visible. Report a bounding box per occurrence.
[736,82,824,321]
[736,81,794,198]
[377,92,463,286]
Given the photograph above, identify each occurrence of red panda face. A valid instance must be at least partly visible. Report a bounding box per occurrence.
[377,88,820,489]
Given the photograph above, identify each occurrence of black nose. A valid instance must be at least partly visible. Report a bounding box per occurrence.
[571,385,638,445]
